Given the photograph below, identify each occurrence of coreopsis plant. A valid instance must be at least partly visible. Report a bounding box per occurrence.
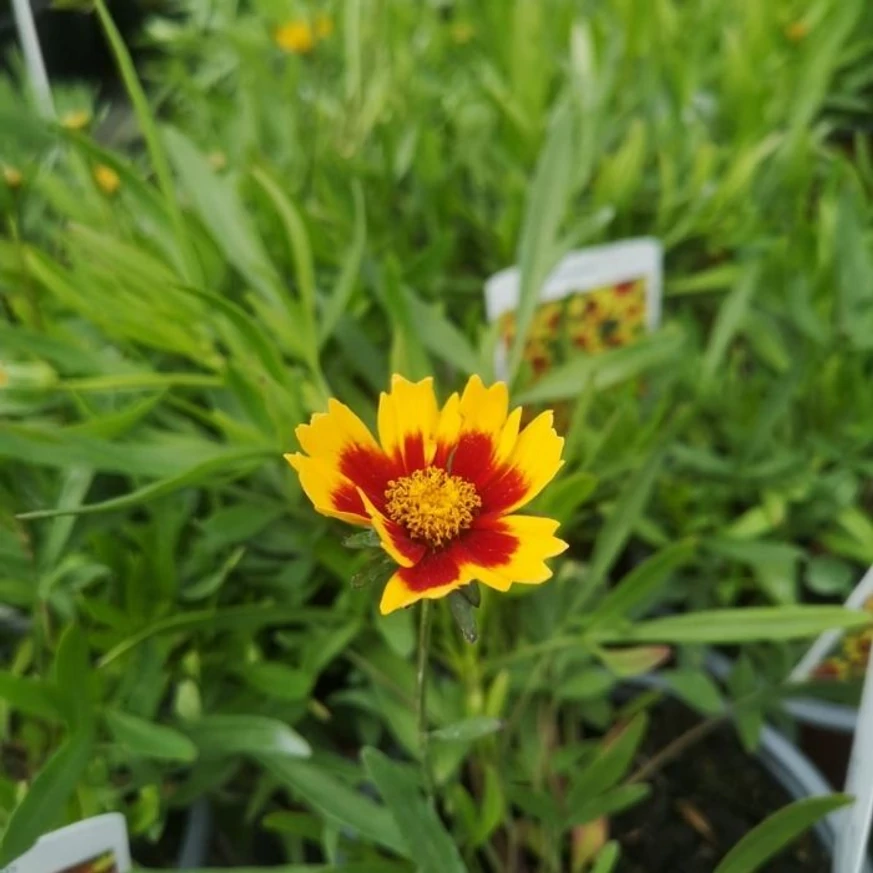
[286,374,568,615]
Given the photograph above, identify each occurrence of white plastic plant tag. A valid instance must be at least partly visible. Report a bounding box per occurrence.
[833,640,873,873]
[1,814,131,873]
[789,563,873,683]
[483,237,663,380]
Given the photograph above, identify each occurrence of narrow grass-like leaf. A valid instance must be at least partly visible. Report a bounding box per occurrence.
[508,102,574,384]
[105,709,198,762]
[362,748,467,873]
[589,540,697,625]
[187,715,310,759]
[714,795,851,873]
[0,729,93,863]
[268,756,407,856]
[97,604,340,668]
[17,447,272,519]
[595,607,870,645]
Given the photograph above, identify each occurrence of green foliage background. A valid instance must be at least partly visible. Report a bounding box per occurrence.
[2,0,873,870]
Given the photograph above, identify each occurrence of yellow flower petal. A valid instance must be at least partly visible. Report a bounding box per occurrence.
[275,20,315,53]
[461,515,568,592]
[379,552,474,614]
[292,399,402,521]
[296,398,379,460]
[377,375,439,470]
[285,453,368,525]
[478,411,564,514]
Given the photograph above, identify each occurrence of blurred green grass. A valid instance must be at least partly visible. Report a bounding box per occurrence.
[2,0,873,864]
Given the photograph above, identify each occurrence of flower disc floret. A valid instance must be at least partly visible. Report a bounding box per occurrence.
[385,467,481,547]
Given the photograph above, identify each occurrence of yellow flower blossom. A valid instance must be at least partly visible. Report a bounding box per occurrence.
[286,375,567,614]
[3,166,22,189]
[785,21,809,42]
[93,164,121,196]
[61,109,92,131]
[450,21,475,44]
[275,20,316,54]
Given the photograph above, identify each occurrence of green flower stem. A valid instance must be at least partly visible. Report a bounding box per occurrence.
[416,599,435,798]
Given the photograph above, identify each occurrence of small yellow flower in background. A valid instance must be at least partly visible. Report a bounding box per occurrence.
[286,375,567,614]
[314,13,334,39]
[275,20,316,53]
[785,20,809,42]
[450,21,475,44]
[61,109,92,132]
[3,166,22,189]
[842,626,873,669]
[0,366,8,388]
[94,164,120,196]
[208,151,227,171]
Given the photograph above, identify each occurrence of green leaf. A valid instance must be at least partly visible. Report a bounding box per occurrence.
[595,646,671,678]
[168,866,406,873]
[104,709,198,762]
[535,470,598,522]
[351,554,396,589]
[17,447,272,519]
[162,127,283,306]
[0,672,65,722]
[98,604,340,667]
[250,166,320,373]
[662,669,724,716]
[556,669,616,701]
[406,294,479,376]
[597,606,871,644]
[186,714,311,759]
[362,748,468,873]
[806,556,855,597]
[565,713,648,814]
[702,263,759,382]
[470,764,504,847]
[267,757,407,856]
[319,183,367,346]
[590,842,621,873]
[430,717,504,744]
[577,448,666,611]
[0,729,93,863]
[508,103,574,384]
[566,783,651,828]
[344,529,382,549]
[240,662,312,702]
[38,466,93,572]
[590,540,697,624]
[181,546,245,602]
[459,583,481,607]
[713,794,851,873]
[53,624,92,729]
[515,328,685,404]
[91,0,198,283]
[448,590,479,643]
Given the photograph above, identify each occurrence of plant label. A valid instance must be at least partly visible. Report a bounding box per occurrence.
[1,814,131,873]
[790,563,873,684]
[484,237,663,379]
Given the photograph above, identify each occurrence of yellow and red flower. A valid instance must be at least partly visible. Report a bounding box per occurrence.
[286,375,567,614]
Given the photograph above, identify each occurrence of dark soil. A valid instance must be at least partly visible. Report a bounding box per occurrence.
[613,700,830,873]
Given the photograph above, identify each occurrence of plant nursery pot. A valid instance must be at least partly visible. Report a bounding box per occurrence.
[618,680,872,873]
[706,649,858,786]
[176,800,211,869]
[0,0,155,85]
